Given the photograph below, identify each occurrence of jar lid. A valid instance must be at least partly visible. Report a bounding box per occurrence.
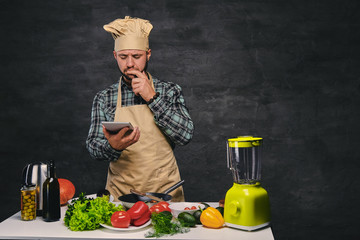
[227,136,263,148]
[21,184,36,190]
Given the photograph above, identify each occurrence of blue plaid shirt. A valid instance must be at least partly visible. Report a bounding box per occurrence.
[86,75,194,161]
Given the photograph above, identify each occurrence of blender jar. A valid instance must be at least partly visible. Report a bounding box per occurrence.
[227,136,263,184]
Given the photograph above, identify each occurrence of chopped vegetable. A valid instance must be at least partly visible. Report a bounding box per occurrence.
[111,211,131,228]
[145,211,189,238]
[64,192,124,231]
[200,207,225,229]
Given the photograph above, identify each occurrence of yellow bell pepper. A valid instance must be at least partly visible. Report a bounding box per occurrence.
[200,207,225,228]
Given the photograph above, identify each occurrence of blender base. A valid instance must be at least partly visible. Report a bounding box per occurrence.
[226,221,270,231]
[224,182,271,231]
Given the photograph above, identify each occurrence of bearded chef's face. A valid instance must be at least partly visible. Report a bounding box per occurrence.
[113,49,151,83]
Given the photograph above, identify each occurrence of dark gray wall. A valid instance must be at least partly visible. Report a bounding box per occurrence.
[1,0,359,239]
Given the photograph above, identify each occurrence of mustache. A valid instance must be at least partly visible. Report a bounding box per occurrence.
[124,68,137,74]
[118,60,149,80]
[122,69,137,82]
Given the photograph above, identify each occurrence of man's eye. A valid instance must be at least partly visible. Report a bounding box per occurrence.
[133,55,141,59]
[119,56,127,59]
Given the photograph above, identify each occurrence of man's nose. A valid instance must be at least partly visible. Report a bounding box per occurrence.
[126,57,134,67]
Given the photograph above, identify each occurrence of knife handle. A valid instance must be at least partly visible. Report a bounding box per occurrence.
[130,189,145,196]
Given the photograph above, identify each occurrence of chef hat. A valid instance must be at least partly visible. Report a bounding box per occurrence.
[103,16,153,51]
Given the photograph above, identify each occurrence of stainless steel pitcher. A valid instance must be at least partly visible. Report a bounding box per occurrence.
[22,162,48,216]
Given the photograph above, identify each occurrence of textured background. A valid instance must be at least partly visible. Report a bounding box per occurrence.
[1,0,360,239]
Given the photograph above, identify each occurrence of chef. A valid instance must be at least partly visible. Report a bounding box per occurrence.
[86,16,194,202]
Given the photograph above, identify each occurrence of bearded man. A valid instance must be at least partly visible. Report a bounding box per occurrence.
[86,16,194,202]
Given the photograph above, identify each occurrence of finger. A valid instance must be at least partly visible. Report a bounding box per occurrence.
[125,127,139,143]
[131,82,143,96]
[131,77,147,89]
[132,127,140,142]
[102,126,110,139]
[116,127,130,138]
[134,128,140,142]
[122,128,138,147]
[126,69,147,79]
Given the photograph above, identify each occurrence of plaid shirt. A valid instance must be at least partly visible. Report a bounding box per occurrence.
[86,75,194,161]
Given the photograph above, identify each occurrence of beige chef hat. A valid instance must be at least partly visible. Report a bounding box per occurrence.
[103,16,153,51]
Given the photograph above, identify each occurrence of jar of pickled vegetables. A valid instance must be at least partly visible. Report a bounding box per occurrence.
[21,185,37,221]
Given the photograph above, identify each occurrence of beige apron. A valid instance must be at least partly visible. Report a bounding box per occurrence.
[106,75,184,202]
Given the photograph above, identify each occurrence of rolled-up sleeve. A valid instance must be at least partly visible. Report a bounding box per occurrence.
[148,83,194,146]
[86,92,122,161]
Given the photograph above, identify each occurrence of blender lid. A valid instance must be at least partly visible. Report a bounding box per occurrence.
[228,136,262,148]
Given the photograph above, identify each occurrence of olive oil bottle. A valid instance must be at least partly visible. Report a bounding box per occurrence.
[42,160,60,221]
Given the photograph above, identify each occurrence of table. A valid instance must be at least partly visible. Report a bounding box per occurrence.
[0,203,275,240]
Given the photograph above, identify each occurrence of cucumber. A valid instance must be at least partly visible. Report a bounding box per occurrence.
[192,210,202,224]
[178,212,196,227]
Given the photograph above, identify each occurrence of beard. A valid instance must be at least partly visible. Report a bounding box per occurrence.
[120,60,149,83]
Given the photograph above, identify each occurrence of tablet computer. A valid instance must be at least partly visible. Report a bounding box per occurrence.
[102,122,134,132]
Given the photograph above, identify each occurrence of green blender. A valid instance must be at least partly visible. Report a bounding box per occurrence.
[224,136,271,231]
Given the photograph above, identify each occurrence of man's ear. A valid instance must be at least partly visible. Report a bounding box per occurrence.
[146,49,152,61]
[113,51,117,60]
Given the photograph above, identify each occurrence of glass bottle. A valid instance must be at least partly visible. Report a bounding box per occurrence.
[42,160,60,221]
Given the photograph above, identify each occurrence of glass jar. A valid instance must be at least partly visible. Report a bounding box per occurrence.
[21,185,37,221]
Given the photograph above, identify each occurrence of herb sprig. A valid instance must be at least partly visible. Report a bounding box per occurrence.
[145,211,189,238]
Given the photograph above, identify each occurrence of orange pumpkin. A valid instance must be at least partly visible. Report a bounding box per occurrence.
[58,178,76,205]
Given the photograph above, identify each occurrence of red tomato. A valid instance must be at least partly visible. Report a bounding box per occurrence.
[184,207,190,210]
[157,201,170,208]
[111,211,131,228]
[191,206,197,210]
[150,204,171,213]
[162,205,171,212]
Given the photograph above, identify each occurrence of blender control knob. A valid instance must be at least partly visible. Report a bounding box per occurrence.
[228,201,241,217]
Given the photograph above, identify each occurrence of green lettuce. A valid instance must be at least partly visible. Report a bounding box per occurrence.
[64,193,124,231]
